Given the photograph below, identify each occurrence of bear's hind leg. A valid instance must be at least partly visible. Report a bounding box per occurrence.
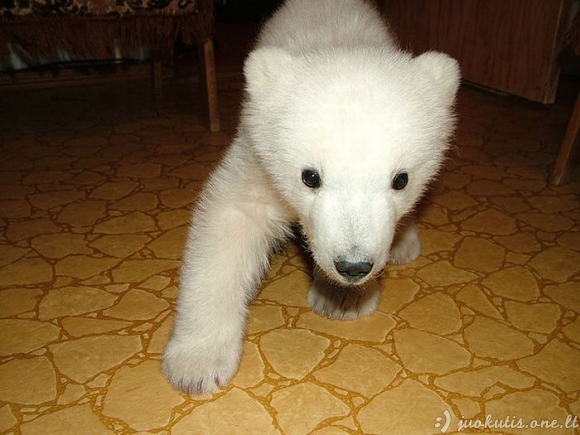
[388,219,422,265]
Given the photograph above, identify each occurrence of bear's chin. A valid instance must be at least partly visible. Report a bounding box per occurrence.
[307,274,383,320]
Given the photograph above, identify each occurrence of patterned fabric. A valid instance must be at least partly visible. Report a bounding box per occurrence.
[0,0,213,63]
[0,0,198,17]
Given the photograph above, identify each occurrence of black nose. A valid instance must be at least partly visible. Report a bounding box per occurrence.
[334,261,373,280]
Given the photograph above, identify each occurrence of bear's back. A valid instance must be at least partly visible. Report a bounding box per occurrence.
[256,0,396,55]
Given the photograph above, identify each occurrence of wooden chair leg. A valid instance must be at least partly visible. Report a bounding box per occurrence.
[198,38,220,132]
[550,93,580,185]
[152,56,163,91]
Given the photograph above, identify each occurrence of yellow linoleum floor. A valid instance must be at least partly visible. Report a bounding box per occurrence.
[1,30,580,435]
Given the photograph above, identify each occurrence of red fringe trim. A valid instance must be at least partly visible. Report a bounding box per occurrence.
[0,0,214,62]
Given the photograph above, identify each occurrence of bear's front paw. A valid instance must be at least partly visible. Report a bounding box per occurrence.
[308,278,380,320]
[162,337,242,395]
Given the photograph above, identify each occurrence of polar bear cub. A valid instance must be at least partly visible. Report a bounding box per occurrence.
[163,0,460,395]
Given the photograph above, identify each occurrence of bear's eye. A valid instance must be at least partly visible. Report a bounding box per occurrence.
[392,172,408,190]
[302,169,321,189]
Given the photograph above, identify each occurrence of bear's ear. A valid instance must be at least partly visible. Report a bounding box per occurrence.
[413,51,461,104]
[243,47,297,99]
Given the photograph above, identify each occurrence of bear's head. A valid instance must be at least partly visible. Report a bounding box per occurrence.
[243,47,460,286]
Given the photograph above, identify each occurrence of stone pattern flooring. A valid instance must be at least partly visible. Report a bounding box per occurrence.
[1,35,580,435]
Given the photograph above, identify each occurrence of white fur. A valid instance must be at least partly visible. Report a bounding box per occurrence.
[163,0,460,395]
